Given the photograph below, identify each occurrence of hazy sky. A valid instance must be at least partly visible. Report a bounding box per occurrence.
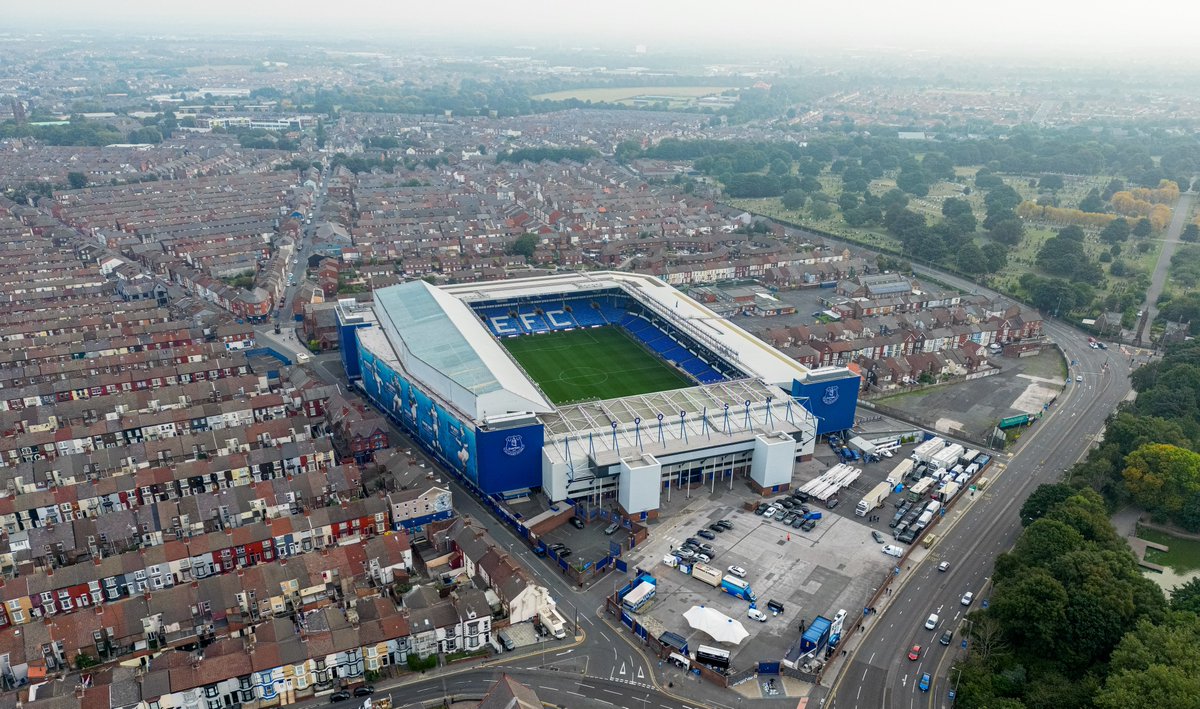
[8,0,1199,58]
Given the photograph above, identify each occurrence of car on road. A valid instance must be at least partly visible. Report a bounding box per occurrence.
[727,565,747,578]
[570,517,585,529]
[961,591,974,606]
[801,519,817,532]
[871,531,885,544]
[919,673,931,692]
[329,690,352,703]
[925,613,939,630]
[354,686,375,697]
[748,608,768,622]
[1076,375,1083,382]
[907,645,922,661]
[697,529,717,540]
[940,629,953,646]
[938,561,950,572]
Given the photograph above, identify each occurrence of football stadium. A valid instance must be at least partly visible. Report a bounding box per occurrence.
[337,271,859,518]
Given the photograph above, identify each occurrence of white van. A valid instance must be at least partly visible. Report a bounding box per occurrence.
[881,544,904,558]
[295,351,311,363]
[925,613,939,630]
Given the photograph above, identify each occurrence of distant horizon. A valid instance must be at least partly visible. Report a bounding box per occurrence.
[4,0,1199,66]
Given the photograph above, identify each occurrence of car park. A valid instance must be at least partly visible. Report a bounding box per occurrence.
[871,531,885,544]
[748,608,768,622]
[908,645,922,661]
[919,673,931,692]
[961,591,974,606]
[697,529,717,540]
[938,561,950,572]
[727,565,747,578]
[925,613,939,630]
[940,629,953,646]
[570,517,586,530]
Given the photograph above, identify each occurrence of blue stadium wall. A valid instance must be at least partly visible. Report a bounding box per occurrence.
[348,324,544,496]
[792,371,861,436]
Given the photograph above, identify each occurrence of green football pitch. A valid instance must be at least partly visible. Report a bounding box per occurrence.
[501,326,694,404]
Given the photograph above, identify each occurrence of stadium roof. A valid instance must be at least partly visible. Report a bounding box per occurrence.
[372,281,553,420]
[443,271,812,387]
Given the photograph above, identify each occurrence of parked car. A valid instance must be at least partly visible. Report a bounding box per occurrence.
[871,531,885,544]
[748,608,768,622]
[717,519,734,529]
[782,511,799,525]
[330,691,352,703]
[604,522,620,535]
[709,524,725,534]
[697,542,715,554]
[881,544,904,558]
[907,645,922,661]
[354,686,375,697]
[695,552,712,563]
[790,517,805,529]
[570,517,586,530]
[727,565,747,578]
[685,537,703,547]
[961,591,974,606]
[801,519,817,532]
[940,629,953,646]
[674,548,695,559]
[764,506,779,519]
[780,498,796,509]
[549,543,566,552]
[755,503,769,515]
[697,529,717,540]
[558,548,572,558]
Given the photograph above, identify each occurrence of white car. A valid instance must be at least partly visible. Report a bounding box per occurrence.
[925,613,939,630]
[1075,375,1083,382]
[881,544,904,558]
[695,552,712,563]
[961,591,974,606]
[764,506,779,519]
[748,608,768,622]
[727,565,747,578]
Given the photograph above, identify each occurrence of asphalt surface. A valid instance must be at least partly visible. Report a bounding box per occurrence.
[826,270,1132,709]
[1136,190,1194,345]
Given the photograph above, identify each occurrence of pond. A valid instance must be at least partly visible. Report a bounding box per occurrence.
[1139,527,1200,594]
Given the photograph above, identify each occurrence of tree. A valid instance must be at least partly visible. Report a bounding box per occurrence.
[1100,218,1131,245]
[880,188,909,211]
[1096,613,1200,709]
[1040,174,1065,191]
[990,218,1025,246]
[1132,218,1153,237]
[957,243,988,274]
[1080,188,1107,213]
[66,171,87,189]
[1123,444,1200,524]
[809,201,833,220]
[1182,224,1200,243]
[1170,577,1200,614]
[982,242,1009,272]
[1020,483,1078,526]
[508,233,539,259]
[781,189,807,211]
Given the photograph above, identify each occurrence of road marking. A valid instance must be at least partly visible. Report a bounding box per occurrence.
[555,650,574,656]
[567,690,585,698]
[602,688,622,696]
[637,666,645,679]
[620,661,627,675]
[600,630,611,642]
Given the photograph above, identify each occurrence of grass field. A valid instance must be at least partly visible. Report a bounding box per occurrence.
[502,326,693,404]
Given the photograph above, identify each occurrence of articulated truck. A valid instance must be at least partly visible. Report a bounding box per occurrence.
[855,481,892,516]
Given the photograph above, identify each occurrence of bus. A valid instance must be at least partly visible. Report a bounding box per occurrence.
[906,478,933,502]
[695,644,731,670]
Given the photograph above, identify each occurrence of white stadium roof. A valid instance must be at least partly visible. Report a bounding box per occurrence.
[370,281,553,421]
[443,271,813,387]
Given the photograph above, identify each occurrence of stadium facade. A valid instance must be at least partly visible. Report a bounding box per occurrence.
[337,272,860,519]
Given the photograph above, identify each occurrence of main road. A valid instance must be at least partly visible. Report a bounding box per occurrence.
[826,268,1132,709]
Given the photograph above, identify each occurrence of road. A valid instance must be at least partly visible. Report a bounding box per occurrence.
[1135,190,1194,345]
[312,668,697,709]
[827,269,1132,709]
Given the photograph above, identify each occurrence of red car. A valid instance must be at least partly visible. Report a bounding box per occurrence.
[908,644,922,661]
